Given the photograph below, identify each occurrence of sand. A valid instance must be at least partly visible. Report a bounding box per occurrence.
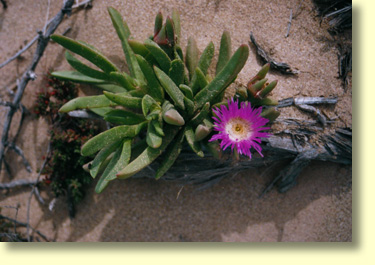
[0,0,351,242]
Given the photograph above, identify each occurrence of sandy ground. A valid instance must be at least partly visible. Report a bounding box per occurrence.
[0,0,351,242]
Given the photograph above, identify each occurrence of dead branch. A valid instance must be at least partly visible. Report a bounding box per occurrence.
[249,32,299,75]
[0,1,93,70]
[0,214,52,242]
[0,179,40,189]
[26,142,51,242]
[277,96,338,108]
[0,0,75,173]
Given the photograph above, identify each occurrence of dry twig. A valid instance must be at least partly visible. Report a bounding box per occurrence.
[249,32,299,75]
[0,0,76,173]
[0,214,51,242]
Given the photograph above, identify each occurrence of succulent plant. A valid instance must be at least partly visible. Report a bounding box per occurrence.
[50,7,250,193]
[235,63,280,122]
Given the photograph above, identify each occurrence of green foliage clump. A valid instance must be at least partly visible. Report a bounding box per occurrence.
[49,7,258,193]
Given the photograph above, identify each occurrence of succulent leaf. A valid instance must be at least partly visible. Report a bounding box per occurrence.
[51,71,107,84]
[50,35,118,73]
[194,45,249,109]
[194,124,211,142]
[136,55,164,102]
[89,140,122,179]
[189,102,210,127]
[172,9,181,44]
[65,51,110,81]
[216,31,232,75]
[154,12,163,36]
[103,91,142,109]
[59,94,122,113]
[95,139,132,193]
[261,107,280,122]
[146,121,163,148]
[151,119,164,136]
[191,67,208,94]
[94,83,128,93]
[104,109,146,125]
[155,128,185,179]
[179,84,193,100]
[81,123,147,157]
[165,16,175,47]
[142,94,161,120]
[259,80,278,98]
[128,39,158,65]
[197,41,214,75]
[107,7,146,82]
[144,39,171,73]
[116,126,179,179]
[154,66,185,110]
[185,37,199,80]
[109,72,137,91]
[185,126,204,157]
[169,59,185,86]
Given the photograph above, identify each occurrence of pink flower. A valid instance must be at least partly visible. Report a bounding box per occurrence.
[209,98,270,159]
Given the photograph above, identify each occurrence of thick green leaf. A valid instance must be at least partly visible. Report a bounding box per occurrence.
[144,39,171,73]
[151,119,164,136]
[52,71,106,84]
[197,41,214,75]
[94,83,128,93]
[103,91,142,109]
[179,84,193,100]
[59,94,121,113]
[185,37,199,80]
[172,9,181,44]
[165,16,175,47]
[81,122,147,156]
[216,31,231,75]
[191,67,208,94]
[142,94,161,120]
[65,51,110,81]
[146,121,162,148]
[155,128,184,179]
[183,97,195,118]
[90,140,121,178]
[104,109,145,125]
[107,7,145,82]
[185,126,204,157]
[129,40,158,66]
[116,126,179,179]
[154,12,163,36]
[154,66,185,110]
[169,59,185,86]
[109,72,137,91]
[89,107,113,117]
[107,7,131,39]
[95,139,132,193]
[51,35,118,73]
[194,45,249,109]
[189,102,210,127]
[136,55,164,102]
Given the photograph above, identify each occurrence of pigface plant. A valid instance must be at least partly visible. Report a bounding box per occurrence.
[51,7,276,193]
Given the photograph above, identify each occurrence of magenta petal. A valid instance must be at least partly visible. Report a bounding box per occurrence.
[209,98,271,159]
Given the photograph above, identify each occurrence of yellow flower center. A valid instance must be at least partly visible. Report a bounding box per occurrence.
[225,117,252,142]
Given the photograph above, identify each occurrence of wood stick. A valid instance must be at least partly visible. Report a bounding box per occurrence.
[0,0,75,172]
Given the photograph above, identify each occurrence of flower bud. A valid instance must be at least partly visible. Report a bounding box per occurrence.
[163,109,185,126]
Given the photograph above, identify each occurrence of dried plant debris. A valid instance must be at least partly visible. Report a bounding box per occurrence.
[313,0,352,34]
[337,44,352,90]
[313,0,352,89]
[249,32,299,75]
